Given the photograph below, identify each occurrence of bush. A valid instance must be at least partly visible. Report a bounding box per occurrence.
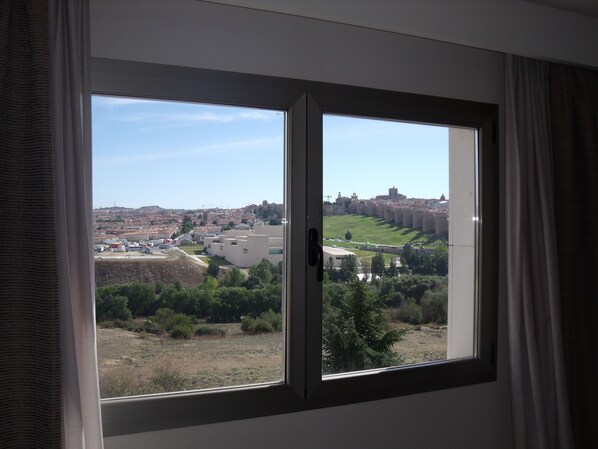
[396,298,423,324]
[153,308,195,331]
[96,294,132,323]
[195,326,226,337]
[421,287,448,324]
[170,325,193,339]
[150,367,188,392]
[241,310,282,334]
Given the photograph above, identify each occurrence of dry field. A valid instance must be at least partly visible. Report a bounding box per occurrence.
[97,323,446,398]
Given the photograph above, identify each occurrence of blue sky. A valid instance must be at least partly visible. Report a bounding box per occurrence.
[92,95,448,209]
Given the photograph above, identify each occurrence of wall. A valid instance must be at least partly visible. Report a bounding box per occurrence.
[90,2,511,448]
[206,0,598,69]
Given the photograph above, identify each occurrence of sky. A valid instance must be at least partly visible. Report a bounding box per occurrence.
[92,95,449,210]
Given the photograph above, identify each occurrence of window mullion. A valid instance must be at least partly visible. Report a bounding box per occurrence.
[304,94,324,398]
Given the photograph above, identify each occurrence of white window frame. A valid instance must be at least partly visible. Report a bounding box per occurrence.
[92,58,498,437]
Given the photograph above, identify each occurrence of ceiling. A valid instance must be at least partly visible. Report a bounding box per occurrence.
[204,0,598,68]
[525,0,598,18]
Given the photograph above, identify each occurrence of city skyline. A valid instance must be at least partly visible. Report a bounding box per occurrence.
[92,95,450,209]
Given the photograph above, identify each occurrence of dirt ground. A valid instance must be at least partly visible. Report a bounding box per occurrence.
[97,323,446,398]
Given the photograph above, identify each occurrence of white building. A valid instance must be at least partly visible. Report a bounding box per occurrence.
[203,225,284,268]
[322,246,359,268]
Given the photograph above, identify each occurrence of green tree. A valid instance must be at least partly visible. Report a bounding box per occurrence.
[371,252,385,278]
[386,258,398,277]
[207,260,220,278]
[345,230,352,241]
[180,215,194,234]
[220,267,246,287]
[247,259,274,288]
[339,254,358,283]
[96,294,132,322]
[323,282,404,373]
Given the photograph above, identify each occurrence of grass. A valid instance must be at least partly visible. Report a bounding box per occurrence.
[323,214,442,247]
[198,255,232,266]
[177,245,204,255]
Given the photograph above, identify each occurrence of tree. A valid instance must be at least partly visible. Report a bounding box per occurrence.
[96,294,132,322]
[339,254,358,283]
[386,258,398,277]
[207,259,220,278]
[322,281,404,373]
[345,230,352,241]
[180,215,194,234]
[361,259,371,283]
[371,252,385,278]
[324,256,339,282]
[220,267,246,287]
[247,259,274,288]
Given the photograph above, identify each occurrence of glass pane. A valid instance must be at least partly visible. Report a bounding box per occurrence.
[92,96,286,397]
[322,114,476,377]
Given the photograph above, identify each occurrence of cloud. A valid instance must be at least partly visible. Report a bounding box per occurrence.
[93,96,156,107]
[93,95,282,128]
[94,136,282,168]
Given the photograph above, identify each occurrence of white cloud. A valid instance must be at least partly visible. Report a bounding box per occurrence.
[94,136,282,168]
[93,96,156,107]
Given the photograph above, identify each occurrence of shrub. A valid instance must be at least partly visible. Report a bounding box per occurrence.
[151,367,187,392]
[241,309,282,334]
[421,287,448,324]
[170,325,193,339]
[96,294,132,323]
[153,308,194,331]
[195,326,226,337]
[207,260,220,278]
[396,298,423,324]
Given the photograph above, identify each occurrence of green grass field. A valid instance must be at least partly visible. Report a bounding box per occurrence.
[323,214,441,247]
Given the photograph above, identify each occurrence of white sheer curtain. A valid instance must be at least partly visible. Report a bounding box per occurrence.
[49,0,104,448]
[505,55,573,449]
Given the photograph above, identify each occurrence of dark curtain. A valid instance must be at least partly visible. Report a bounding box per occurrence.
[550,64,598,449]
[0,1,62,448]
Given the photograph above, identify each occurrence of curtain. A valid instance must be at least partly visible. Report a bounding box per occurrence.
[505,56,573,449]
[549,63,598,449]
[0,1,62,447]
[0,1,102,448]
[49,0,103,448]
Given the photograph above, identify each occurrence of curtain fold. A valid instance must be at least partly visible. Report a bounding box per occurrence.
[0,1,62,447]
[505,55,573,449]
[549,63,598,449]
[0,1,101,448]
[48,0,103,448]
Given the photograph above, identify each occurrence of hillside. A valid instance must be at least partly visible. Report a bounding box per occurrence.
[95,254,205,288]
[323,214,442,247]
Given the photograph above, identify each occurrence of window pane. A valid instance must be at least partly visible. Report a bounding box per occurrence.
[322,114,476,377]
[92,96,286,398]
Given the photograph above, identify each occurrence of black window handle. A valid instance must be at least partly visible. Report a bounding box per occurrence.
[308,228,323,282]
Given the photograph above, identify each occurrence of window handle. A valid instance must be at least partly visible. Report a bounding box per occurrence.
[308,228,323,282]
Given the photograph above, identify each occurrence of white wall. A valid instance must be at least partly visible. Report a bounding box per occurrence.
[91,2,512,448]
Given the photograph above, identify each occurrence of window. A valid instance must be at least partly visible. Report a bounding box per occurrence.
[93,58,498,437]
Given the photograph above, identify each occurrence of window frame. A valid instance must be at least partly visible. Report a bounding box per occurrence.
[92,58,498,437]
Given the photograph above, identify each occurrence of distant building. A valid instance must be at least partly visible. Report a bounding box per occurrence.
[322,246,358,268]
[375,186,406,201]
[203,225,284,267]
